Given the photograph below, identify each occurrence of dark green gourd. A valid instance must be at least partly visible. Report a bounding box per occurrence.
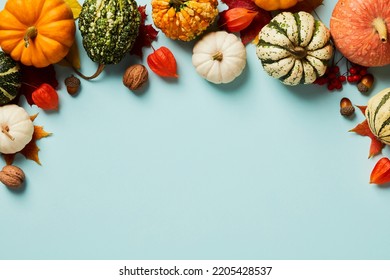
[78,0,141,79]
[0,52,21,105]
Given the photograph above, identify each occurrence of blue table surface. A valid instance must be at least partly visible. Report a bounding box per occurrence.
[1,0,390,260]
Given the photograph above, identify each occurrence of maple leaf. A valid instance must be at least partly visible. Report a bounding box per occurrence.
[58,40,81,69]
[349,106,385,158]
[2,114,52,165]
[64,0,82,19]
[20,65,58,106]
[220,0,272,45]
[129,5,159,58]
[284,0,324,13]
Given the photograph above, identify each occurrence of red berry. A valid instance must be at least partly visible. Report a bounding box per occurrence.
[359,69,368,76]
[349,67,358,75]
[327,84,335,91]
[338,75,347,82]
[331,66,340,74]
[347,76,354,83]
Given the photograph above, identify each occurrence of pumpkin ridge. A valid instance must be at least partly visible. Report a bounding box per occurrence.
[267,20,294,47]
[293,13,302,46]
[372,91,390,135]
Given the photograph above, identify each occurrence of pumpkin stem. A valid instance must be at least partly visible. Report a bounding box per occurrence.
[212,51,223,62]
[290,46,307,59]
[73,64,105,80]
[373,17,388,43]
[1,125,15,141]
[170,0,185,7]
[24,26,38,48]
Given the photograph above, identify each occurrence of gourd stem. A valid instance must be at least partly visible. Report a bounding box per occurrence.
[373,17,387,43]
[24,26,37,48]
[73,64,105,80]
[289,47,307,59]
[212,51,223,61]
[170,0,185,5]
[1,125,14,141]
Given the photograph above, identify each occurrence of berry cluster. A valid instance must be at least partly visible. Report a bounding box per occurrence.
[314,65,346,91]
[314,62,372,92]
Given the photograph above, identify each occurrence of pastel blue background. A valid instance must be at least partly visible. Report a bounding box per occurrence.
[1,0,390,260]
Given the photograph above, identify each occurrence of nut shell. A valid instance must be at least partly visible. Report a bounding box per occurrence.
[0,165,25,188]
[64,75,81,95]
[123,64,148,90]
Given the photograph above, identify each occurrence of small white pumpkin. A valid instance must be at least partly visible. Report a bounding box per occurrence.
[192,31,247,84]
[256,11,333,86]
[0,104,34,154]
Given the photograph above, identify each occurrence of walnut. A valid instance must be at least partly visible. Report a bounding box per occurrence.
[123,64,149,91]
[0,165,25,189]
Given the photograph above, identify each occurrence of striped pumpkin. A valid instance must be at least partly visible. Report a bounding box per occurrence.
[256,11,333,86]
[366,88,390,145]
[0,51,21,105]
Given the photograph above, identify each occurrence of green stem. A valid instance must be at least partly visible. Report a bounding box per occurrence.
[373,17,388,43]
[24,26,37,48]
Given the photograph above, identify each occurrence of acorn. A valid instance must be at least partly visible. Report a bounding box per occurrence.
[64,75,81,95]
[340,97,355,116]
[357,74,374,93]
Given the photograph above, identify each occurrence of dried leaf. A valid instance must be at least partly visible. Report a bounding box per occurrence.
[284,0,324,13]
[370,157,390,185]
[130,5,159,58]
[2,116,52,165]
[58,41,81,69]
[20,65,58,106]
[220,0,272,45]
[350,120,385,158]
[64,0,82,19]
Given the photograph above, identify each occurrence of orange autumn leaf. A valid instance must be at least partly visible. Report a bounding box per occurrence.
[370,157,390,185]
[349,106,385,158]
[2,114,52,165]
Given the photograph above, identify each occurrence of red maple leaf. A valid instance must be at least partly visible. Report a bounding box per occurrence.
[20,64,58,106]
[349,105,385,158]
[130,5,159,58]
[220,0,272,44]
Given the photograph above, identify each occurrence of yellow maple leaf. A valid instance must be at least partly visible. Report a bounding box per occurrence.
[65,0,82,19]
[58,41,81,69]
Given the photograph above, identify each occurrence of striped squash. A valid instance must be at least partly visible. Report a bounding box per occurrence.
[366,88,390,145]
[0,51,21,105]
[256,11,333,86]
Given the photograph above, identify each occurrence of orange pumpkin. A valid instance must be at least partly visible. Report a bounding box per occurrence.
[252,0,301,11]
[330,0,390,67]
[0,0,75,68]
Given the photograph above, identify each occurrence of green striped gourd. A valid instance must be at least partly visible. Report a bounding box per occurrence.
[0,51,21,105]
[366,88,390,145]
[256,11,333,86]
[78,0,141,79]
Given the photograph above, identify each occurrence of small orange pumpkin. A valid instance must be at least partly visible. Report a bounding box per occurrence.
[151,0,219,41]
[252,0,302,11]
[0,0,75,68]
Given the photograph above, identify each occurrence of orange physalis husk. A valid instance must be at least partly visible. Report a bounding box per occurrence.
[370,157,390,185]
[147,46,178,78]
[32,83,59,111]
[222,8,258,32]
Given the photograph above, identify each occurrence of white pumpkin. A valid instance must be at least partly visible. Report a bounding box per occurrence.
[192,31,247,84]
[0,105,34,154]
